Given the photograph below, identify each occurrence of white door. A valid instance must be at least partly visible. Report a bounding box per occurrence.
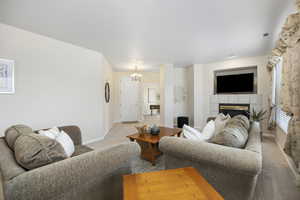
[120,77,140,122]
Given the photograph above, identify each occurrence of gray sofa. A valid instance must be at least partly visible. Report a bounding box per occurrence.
[159,122,262,200]
[0,126,140,200]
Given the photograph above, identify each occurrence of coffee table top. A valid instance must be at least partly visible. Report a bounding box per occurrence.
[123,167,224,200]
[126,126,181,144]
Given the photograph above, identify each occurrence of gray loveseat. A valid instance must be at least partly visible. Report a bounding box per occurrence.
[0,126,140,200]
[159,122,262,200]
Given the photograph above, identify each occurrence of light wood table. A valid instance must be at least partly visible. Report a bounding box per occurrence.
[123,167,224,200]
[127,127,181,165]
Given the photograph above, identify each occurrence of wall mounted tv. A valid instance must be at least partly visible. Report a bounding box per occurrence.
[214,66,257,94]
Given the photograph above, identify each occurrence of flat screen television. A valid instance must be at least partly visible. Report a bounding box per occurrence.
[214,67,257,94]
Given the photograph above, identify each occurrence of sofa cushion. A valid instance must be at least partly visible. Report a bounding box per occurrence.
[211,116,249,148]
[14,133,67,170]
[5,125,33,150]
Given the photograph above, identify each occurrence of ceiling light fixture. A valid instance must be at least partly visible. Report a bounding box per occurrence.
[130,62,143,82]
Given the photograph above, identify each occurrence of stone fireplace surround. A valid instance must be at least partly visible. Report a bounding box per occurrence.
[209,94,263,117]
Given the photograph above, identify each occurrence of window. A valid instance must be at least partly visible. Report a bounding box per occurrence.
[276,108,291,133]
[274,58,291,133]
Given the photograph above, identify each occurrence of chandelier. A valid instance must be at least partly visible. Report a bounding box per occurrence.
[130,63,143,81]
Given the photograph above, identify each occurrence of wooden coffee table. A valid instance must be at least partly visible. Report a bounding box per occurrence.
[123,167,224,200]
[127,127,181,165]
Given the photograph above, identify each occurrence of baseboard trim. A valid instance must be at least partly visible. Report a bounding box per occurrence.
[274,137,300,187]
[83,137,104,145]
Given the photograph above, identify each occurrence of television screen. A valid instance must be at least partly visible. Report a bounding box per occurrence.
[216,73,254,94]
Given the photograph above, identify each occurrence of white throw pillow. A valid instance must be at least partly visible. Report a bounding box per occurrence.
[39,127,75,157]
[56,130,75,157]
[201,120,215,140]
[182,125,211,141]
[38,127,60,139]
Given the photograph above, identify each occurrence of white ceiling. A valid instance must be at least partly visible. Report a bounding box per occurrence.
[0,0,296,71]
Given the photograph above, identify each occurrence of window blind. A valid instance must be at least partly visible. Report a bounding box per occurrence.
[276,108,291,133]
[274,58,291,134]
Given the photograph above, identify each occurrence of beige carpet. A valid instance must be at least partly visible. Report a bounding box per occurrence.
[88,118,300,200]
[254,135,300,200]
[88,115,164,173]
[88,115,160,150]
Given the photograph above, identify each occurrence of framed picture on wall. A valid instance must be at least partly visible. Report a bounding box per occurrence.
[0,59,15,94]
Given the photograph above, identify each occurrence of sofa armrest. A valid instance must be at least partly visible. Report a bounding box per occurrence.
[159,137,262,176]
[6,142,140,200]
[59,126,82,145]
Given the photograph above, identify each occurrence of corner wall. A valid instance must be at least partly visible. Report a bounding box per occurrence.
[0,23,114,143]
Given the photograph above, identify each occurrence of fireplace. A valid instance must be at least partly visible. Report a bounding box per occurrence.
[219,103,250,118]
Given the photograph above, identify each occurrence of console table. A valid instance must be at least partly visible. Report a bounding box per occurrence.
[150,105,160,115]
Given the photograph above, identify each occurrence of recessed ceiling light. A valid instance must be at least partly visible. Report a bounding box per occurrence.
[263,33,269,37]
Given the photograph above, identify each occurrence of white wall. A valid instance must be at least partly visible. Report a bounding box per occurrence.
[103,58,114,136]
[187,66,194,126]
[0,23,114,143]
[160,64,174,127]
[193,64,206,128]
[113,71,160,122]
[193,56,270,129]
[174,68,189,126]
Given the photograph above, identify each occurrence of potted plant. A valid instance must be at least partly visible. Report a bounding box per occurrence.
[250,108,267,130]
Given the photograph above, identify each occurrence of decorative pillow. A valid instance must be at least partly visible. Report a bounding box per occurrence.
[233,115,250,130]
[14,133,67,170]
[56,130,75,157]
[201,120,215,140]
[39,127,75,157]
[182,121,215,141]
[213,113,231,137]
[5,125,33,150]
[211,117,249,148]
[182,125,203,140]
[38,127,60,139]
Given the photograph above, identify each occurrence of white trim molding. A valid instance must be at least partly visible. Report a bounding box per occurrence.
[83,136,104,145]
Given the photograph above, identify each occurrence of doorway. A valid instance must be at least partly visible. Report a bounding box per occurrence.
[120,76,140,122]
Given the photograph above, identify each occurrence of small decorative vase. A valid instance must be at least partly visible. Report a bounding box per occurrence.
[252,121,261,130]
[150,125,160,135]
[252,121,262,140]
